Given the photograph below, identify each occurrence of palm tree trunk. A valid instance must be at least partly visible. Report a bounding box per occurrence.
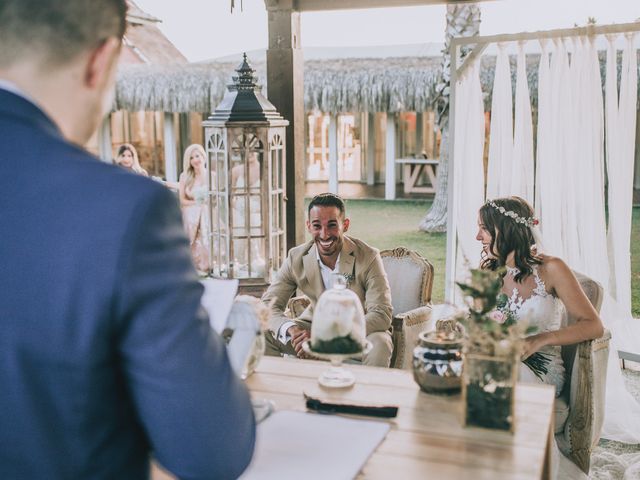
[419,4,481,232]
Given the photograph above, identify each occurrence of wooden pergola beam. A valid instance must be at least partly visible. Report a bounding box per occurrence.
[266,0,491,12]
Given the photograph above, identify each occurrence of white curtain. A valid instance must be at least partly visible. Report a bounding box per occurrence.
[453,59,486,303]
[536,40,564,257]
[573,37,609,286]
[486,43,512,199]
[606,34,638,313]
[511,41,535,203]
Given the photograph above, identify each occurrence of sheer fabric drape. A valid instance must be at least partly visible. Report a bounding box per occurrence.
[512,41,535,204]
[486,43,512,199]
[453,60,485,303]
[606,34,637,313]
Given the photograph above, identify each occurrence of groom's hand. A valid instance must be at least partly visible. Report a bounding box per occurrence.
[288,326,311,358]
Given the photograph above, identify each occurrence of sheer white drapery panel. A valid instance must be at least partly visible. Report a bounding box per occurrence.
[453,60,486,305]
[606,34,638,314]
[511,41,535,204]
[573,37,609,287]
[534,40,564,256]
[486,43,513,199]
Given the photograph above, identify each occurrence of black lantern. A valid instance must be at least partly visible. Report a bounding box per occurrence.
[203,54,288,290]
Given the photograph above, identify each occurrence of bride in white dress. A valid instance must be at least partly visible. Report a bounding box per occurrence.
[477,196,606,478]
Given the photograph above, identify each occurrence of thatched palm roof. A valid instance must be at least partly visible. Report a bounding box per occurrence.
[114,52,637,114]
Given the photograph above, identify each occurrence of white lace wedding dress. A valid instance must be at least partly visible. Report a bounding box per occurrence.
[504,266,587,480]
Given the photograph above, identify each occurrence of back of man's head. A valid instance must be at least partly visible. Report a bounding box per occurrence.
[0,0,127,68]
[308,193,346,218]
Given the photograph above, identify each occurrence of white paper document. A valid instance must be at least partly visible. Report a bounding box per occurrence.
[240,410,390,480]
[199,278,238,333]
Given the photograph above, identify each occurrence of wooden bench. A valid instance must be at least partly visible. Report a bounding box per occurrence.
[395,157,439,194]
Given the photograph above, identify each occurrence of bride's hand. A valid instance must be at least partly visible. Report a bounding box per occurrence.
[522,334,547,359]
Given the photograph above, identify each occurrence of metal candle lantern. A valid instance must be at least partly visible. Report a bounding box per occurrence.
[203,54,288,289]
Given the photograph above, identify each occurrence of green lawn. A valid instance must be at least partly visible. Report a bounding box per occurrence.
[338,199,640,317]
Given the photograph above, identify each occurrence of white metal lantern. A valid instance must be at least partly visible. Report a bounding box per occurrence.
[203,54,288,288]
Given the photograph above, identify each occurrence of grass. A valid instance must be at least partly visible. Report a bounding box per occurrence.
[339,199,640,317]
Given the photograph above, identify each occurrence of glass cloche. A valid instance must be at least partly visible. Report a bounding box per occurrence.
[303,274,370,388]
[310,274,366,354]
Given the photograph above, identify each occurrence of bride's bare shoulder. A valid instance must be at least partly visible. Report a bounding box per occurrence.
[537,254,572,279]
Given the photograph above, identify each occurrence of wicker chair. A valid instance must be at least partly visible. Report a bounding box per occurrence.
[380,247,434,369]
[555,271,611,474]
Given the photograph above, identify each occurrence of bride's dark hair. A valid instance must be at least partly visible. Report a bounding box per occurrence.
[479,196,541,282]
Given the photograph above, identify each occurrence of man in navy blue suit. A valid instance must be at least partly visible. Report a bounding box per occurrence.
[0,1,255,478]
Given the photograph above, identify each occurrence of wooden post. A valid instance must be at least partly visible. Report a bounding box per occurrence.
[635,109,640,190]
[97,116,112,163]
[328,114,338,193]
[163,112,178,183]
[385,113,396,200]
[266,2,305,249]
[416,111,424,155]
[444,41,460,304]
[366,113,376,185]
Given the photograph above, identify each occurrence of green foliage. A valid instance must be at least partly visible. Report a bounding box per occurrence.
[311,335,363,355]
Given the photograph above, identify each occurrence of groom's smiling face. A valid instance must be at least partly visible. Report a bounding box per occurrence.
[307,205,350,261]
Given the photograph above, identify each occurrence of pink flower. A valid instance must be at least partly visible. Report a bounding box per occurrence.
[488,310,506,324]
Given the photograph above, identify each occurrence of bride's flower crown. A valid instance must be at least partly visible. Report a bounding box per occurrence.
[486,200,539,227]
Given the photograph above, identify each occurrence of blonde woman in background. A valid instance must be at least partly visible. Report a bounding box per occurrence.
[179,144,210,273]
[115,143,148,176]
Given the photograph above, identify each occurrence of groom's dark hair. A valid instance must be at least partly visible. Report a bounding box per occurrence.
[308,193,346,218]
[479,196,541,282]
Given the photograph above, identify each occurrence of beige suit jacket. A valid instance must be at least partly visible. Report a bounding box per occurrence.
[262,236,392,337]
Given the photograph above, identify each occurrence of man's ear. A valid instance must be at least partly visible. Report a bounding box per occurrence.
[342,218,350,232]
[84,37,121,89]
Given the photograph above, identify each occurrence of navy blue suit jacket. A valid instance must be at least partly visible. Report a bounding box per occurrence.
[0,89,255,479]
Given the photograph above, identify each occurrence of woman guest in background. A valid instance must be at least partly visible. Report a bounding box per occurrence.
[476,196,604,393]
[179,144,210,274]
[115,143,148,176]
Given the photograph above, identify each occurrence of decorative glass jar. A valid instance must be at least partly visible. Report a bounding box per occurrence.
[310,275,366,354]
[412,330,463,395]
[303,274,369,388]
[462,352,518,432]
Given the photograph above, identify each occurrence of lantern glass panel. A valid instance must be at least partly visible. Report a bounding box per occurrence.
[206,132,229,276]
[229,133,266,279]
[269,133,286,277]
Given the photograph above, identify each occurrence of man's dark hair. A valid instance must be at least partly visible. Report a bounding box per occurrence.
[0,0,128,68]
[307,193,346,217]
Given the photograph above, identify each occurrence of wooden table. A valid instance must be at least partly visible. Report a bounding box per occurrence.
[396,157,439,194]
[247,356,555,480]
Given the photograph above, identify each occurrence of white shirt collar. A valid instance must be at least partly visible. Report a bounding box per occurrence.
[315,246,341,290]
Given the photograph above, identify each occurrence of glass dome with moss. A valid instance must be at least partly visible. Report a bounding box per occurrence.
[310,274,366,354]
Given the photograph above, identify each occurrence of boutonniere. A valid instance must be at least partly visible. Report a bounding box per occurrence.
[342,273,355,286]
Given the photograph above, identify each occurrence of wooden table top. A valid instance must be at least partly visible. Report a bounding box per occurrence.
[246,356,555,480]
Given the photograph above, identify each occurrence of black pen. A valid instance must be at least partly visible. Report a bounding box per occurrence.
[304,393,399,418]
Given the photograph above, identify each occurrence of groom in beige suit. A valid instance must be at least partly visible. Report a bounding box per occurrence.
[262,193,393,367]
